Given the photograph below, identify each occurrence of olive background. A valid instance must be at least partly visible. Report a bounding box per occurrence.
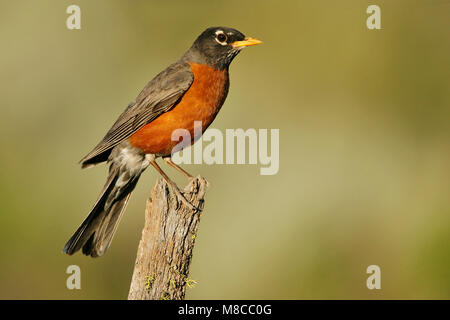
[0,0,449,299]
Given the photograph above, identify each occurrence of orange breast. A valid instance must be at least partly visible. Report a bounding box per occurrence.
[129,62,229,156]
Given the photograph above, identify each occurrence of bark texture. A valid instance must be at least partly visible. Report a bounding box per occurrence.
[128,176,208,300]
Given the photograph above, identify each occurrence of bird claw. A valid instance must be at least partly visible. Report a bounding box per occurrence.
[168,183,200,212]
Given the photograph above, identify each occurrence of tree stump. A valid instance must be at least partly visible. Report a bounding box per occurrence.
[128,176,208,300]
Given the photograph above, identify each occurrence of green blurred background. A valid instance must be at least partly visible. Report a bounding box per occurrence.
[0,0,449,299]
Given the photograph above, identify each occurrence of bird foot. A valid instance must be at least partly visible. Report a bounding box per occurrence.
[167,181,200,212]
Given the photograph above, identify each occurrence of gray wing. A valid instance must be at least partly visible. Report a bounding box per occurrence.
[80,61,194,167]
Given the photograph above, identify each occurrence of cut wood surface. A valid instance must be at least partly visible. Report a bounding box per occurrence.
[128,176,208,300]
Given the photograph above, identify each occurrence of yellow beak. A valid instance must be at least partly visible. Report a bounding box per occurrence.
[231,37,263,48]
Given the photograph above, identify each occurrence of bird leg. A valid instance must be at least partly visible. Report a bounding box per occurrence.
[163,157,194,180]
[149,159,199,212]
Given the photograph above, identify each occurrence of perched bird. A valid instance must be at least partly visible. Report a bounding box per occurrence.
[63,27,261,257]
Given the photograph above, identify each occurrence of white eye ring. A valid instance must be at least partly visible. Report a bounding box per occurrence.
[214,31,228,46]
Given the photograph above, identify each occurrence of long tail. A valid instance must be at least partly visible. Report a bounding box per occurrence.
[63,155,144,257]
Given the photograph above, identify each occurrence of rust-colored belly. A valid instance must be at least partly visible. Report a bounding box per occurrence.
[129,63,229,156]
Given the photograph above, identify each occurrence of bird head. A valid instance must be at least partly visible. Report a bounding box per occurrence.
[185,26,262,69]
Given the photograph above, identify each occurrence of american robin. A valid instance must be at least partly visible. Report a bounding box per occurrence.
[63,27,261,257]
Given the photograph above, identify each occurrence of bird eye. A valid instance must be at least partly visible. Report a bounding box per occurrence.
[215,32,228,45]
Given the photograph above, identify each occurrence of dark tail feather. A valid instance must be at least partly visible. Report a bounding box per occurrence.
[63,167,140,257]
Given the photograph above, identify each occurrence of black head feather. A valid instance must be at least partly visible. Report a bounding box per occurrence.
[183,27,247,70]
